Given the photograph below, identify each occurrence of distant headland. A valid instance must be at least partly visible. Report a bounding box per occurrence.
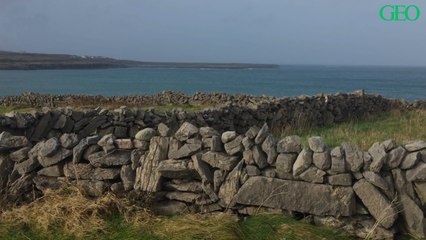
[0,51,279,70]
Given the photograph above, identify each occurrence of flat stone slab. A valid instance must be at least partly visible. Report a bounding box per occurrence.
[234,176,355,217]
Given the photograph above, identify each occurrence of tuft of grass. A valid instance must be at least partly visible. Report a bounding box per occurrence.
[282,110,426,150]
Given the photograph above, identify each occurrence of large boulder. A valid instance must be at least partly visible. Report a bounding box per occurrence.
[368,142,387,172]
[353,180,398,229]
[234,176,355,217]
[342,143,363,172]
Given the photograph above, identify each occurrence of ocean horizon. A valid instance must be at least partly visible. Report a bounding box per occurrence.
[0,65,425,100]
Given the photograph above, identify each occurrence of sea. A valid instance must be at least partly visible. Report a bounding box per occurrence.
[0,65,425,100]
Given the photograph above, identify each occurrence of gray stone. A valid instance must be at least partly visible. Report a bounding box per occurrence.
[72,135,101,163]
[214,169,227,192]
[83,145,102,160]
[218,160,244,206]
[414,182,426,208]
[79,116,107,137]
[135,128,156,141]
[235,176,355,217]
[158,123,170,137]
[342,143,363,172]
[404,140,426,152]
[88,150,131,167]
[59,133,79,149]
[0,155,13,187]
[175,122,198,141]
[31,113,51,141]
[114,139,133,149]
[353,180,398,229]
[201,151,239,171]
[152,201,189,216]
[163,180,203,193]
[299,166,326,183]
[368,142,387,172]
[121,165,135,191]
[381,139,397,152]
[33,175,64,192]
[393,168,416,199]
[254,123,269,144]
[246,165,260,176]
[252,145,268,169]
[262,167,276,178]
[169,141,202,159]
[64,163,94,180]
[14,157,40,175]
[293,148,313,176]
[262,135,278,166]
[192,154,213,183]
[39,138,60,158]
[110,182,125,194]
[329,146,346,174]
[277,135,301,153]
[37,164,63,177]
[275,153,297,177]
[406,162,426,182]
[386,146,406,169]
[97,134,116,153]
[242,149,254,165]
[221,131,237,143]
[313,150,331,170]
[245,126,260,139]
[199,127,219,138]
[401,152,420,170]
[157,159,197,179]
[363,171,389,191]
[133,139,149,150]
[130,149,143,170]
[76,180,107,197]
[0,131,29,149]
[165,191,201,203]
[308,136,326,153]
[92,167,121,180]
[398,194,426,238]
[242,136,254,150]
[9,147,31,163]
[327,173,352,186]
[211,135,223,152]
[38,148,72,167]
[224,135,243,156]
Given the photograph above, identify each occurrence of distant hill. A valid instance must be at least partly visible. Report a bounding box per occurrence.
[0,51,278,70]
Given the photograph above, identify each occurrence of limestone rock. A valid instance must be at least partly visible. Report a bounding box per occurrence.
[368,142,387,172]
[97,134,116,153]
[60,133,79,149]
[406,162,426,182]
[275,153,297,178]
[76,180,107,197]
[38,138,60,158]
[404,140,426,152]
[293,148,313,176]
[0,132,29,149]
[14,157,40,175]
[299,166,326,183]
[252,145,268,169]
[201,151,239,171]
[386,146,406,169]
[163,180,202,193]
[235,176,355,217]
[135,128,156,141]
[363,171,389,191]
[313,150,331,170]
[72,135,101,163]
[218,160,244,206]
[165,191,201,203]
[88,150,131,167]
[192,154,213,183]
[92,168,121,180]
[175,122,198,141]
[329,146,346,174]
[152,201,189,216]
[327,173,352,186]
[9,147,31,163]
[245,126,260,139]
[243,149,254,165]
[254,123,269,144]
[38,148,72,167]
[64,163,94,180]
[277,135,301,153]
[158,159,197,179]
[246,165,260,176]
[37,164,63,177]
[353,180,398,229]
[342,143,363,172]
[398,194,426,238]
[221,131,236,143]
[158,123,170,137]
[381,139,397,152]
[214,170,227,192]
[242,136,254,150]
[401,152,420,170]
[169,141,202,159]
[114,139,133,149]
[120,165,135,191]
[308,136,326,153]
[33,175,64,192]
[224,135,243,156]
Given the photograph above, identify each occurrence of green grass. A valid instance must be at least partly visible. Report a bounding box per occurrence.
[284,110,426,150]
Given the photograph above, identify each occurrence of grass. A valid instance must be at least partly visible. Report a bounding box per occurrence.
[0,187,354,240]
[283,109,426,150]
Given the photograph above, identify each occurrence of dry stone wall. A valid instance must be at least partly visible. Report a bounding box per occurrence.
[1,119,426,239]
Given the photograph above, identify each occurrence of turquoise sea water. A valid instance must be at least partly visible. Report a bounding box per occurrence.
[0,65,425,100]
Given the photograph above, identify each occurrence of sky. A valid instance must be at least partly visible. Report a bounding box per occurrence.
[1,0,426,66]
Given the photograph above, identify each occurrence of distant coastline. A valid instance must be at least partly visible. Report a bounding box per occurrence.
[0,51,279,70]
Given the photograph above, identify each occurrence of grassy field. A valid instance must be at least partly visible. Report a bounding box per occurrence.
[0,187,353,240]
[283,109,426,150]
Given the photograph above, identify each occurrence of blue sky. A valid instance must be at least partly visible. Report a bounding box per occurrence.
[1,0,425,66]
